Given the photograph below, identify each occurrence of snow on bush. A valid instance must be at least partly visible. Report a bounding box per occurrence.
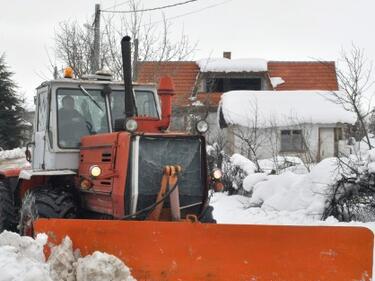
[0,147,25,161]
[197,58,267,73]
[230,153,257,175]
[216,156,350,219]
[0,231,137,281]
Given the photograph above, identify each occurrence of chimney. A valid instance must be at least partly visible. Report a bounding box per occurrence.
[223,51,231,59]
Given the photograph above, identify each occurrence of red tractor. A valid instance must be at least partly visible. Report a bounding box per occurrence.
[0,36,372,281]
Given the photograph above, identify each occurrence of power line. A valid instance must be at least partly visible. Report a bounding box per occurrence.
[103,0,132,11]
[101,0,198,14]
[141,0,233,28]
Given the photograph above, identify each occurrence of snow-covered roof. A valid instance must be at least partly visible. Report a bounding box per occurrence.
[197,58,268,73]
[219,90,357,128]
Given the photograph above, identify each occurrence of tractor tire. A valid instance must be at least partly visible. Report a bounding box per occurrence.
[19,186,77,235]
[0,181,17,232]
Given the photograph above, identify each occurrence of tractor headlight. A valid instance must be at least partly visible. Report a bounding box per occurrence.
[212,168,222,180]
[196,120,209,134]
[125,118,138,132]
[89,165,102,177]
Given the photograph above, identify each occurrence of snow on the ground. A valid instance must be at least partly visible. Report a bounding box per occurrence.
[197,58,268,73]
[219,90,357,128]
[0,231,136,281]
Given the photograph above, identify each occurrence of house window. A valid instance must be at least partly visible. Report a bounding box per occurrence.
[205,78,262,92]
[280,130,304,152]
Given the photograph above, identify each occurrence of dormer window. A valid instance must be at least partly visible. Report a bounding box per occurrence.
[205,77,262,92]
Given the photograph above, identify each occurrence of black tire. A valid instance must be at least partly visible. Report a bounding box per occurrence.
[0,181,17,232]
[19,186,77,235]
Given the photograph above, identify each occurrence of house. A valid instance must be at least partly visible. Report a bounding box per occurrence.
[219,90,356,162]
[137,53,345,161]
[137,53,338,130]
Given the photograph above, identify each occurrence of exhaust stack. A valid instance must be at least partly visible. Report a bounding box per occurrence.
[121,36,136,118]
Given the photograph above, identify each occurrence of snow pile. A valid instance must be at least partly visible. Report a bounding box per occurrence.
[197,58,267,73]
[0,231,51,281]
[48,237,77,281]
[0,147,25,161]
[270,77,285,88]
[0,232,136,281]
[230,153,257,174]
[223,157,349,217]
[219,90,357,128]
[76,252,136,281]
[258,156,308,174]
[242,173,268,192]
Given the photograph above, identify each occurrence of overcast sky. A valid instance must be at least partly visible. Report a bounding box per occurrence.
[1,0,374,108]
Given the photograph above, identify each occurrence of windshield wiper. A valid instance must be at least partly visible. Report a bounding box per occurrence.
[79,85,103,111]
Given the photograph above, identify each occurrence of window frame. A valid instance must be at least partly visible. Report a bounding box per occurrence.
[55,87,110,149]
[280,129,305,152]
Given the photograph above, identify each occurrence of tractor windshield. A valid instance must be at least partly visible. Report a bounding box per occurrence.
[110,90,158,127]
[57,89,109,148]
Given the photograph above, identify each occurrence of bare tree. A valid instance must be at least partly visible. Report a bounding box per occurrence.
[232,99,264,172]
[329,44,374,149]
[52,0,197,79]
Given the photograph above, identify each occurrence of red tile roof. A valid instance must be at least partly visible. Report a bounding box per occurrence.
[268,61,338,91]
[137,61,199,107]
[137,60,338,107]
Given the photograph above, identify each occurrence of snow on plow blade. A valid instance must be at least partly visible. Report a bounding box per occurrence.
[34,219,373,281]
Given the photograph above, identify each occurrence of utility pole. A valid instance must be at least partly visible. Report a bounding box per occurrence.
[92,3,101,73]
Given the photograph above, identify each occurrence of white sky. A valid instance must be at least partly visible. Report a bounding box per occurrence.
[1,0,374,108]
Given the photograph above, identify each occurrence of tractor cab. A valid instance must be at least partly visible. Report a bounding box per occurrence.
[31,75,161,171]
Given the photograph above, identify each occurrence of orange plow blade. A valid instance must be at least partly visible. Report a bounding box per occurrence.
[34,219,373,281]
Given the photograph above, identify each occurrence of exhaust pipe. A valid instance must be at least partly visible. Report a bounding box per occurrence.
[121,36,136,117]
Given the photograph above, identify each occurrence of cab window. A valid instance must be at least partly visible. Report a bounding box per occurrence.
[57,88,109,148]
[110,90,158,126]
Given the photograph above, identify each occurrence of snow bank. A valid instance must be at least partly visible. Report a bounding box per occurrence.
[0,232,136,281]
[197,58,267,73]
[0,231,51,281]
[219,90,356,128]
[76,252,135,281]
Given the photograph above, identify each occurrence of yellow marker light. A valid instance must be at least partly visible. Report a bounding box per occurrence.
[89,165,102,178]
[64,67,74,78]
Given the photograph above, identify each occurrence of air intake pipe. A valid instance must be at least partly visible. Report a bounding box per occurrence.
[121,36,137,118]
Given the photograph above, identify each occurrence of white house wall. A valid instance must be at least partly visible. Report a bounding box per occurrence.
[227,123,345,163]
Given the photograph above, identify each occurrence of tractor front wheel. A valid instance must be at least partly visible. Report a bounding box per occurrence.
[19,186,77,235]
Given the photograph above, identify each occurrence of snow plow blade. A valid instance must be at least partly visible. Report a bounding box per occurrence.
[34,219,373,281]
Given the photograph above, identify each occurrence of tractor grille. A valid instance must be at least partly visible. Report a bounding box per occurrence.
[135,136,205,217]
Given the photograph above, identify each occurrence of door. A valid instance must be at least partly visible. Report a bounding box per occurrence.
[32,90,48,170]
[319,128,335,160]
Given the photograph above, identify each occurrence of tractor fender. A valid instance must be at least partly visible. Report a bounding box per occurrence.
[0,168,21,179]
[17,169,77,202]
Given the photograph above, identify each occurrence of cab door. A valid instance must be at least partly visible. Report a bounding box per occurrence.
[32,89,49,170]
